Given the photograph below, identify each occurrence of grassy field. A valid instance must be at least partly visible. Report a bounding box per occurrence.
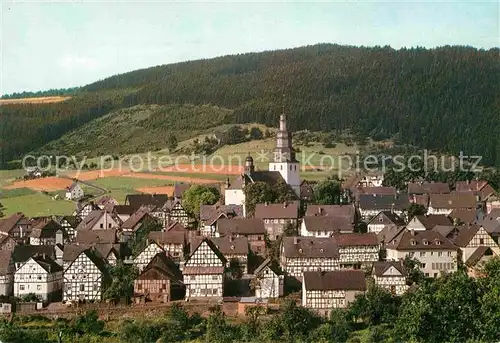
[0,169,26,187]
[1,192,75,217]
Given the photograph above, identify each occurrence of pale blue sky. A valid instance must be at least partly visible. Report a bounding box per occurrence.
[1,1,498,95]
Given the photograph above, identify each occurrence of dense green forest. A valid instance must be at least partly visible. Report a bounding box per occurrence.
[1,44,499,167]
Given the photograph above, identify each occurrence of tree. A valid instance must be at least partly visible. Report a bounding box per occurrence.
[166,134,178,152]
[103,261,139,302]
[313,180,342,204]
[227,258,243,279]
[128,218,162,255]
[403,256,425,285]
[222,125,247,145]
[347,283,400,326]
[70,310,105,336]
[406,203,427,220]
[182,184,220,217]
[249,127,264,140]
[205,305,236,343]
[243,181,275,216]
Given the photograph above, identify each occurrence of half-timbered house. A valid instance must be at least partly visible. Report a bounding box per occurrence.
[465,246,498,278]
[55,215,80,242]
[280,237,340,280]
[63,248,109,302]
[134,252,184,302]
[254,202,299,240]
[217,218,266,254]
[253,258,283,299]
[372,261,408,295]
[14,254,63,301]
[358,195,409,220]
[0,235,16,252]
[199,204,243,237]
[182,238,227,300]
[439,225,500,262]
[148,230,186,262]
[74,201,100,221]
[428,192,477,215]
[133,242,165,272]
[333,233,380,269]
[29,219,67,246]
[406,214,453,231]
[302,270,366,316]
[75,210,122,231]
[0,213,32,243]
[300,215,355,237]
[367,211,405,234]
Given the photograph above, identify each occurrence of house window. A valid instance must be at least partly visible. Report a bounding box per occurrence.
[108,223,112,229]
[137,283,142,290]
[212,275,218,280]
[37,285,41,291]
[37,275,42,280]
[100,224,104,229]
[80,284,85,292]
[213,289,217,295]
[438,252,443,257]
[421,263,426,268]
[419,252,425,257]
[190,276,196,281]
[479,238,484,245]
[290,165,292,171]
[93,284,98,291]
[19,285,25,290]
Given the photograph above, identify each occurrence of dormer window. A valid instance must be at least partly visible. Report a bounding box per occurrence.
[435,239,441,245]
[320,248,324,253]
[230,245,235,250]
[379,217,383,222]
[298,248,303,253]
[422,239,429,245]
[410,239,417,246]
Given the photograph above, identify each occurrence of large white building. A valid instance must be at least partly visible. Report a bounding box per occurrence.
[14,255,63,301]
[224,112,300,208]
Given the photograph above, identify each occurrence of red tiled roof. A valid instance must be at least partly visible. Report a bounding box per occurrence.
[333,233,379,246]
[303,270,366,291]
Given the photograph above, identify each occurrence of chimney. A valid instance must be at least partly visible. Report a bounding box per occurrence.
[318,207,323,215]
[283,201,287,208]
[265,202,268,206]
[293,237,298,245]
[42,253,46,259]
[410,229,415,236]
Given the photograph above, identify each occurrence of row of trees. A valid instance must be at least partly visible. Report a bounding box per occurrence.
[2,257,499,342]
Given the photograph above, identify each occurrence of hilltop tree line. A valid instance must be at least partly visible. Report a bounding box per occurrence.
[0,87,80,99]
[2,44,499,167]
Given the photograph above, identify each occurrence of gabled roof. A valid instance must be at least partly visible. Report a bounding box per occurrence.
[254,257,282,276]
[55,215,80,228]
[410,194,430,208]
[389,230,456,250]
[174,183,191,199]
[227,171,286,190]
[449,209,479,225]
[372,261,406,277]
[432,225,457,238]
[148,230,185,246]
[125,194,169,209]
[63,244,90,262]
[211,236,249,256]
[455,180,492,194]
[411,214,453,230]
[377,225,406,245]
[356,186,397,196]
[466,246,495,267]
[76,201,100,213]
[254,202,299,219]
[75,210,121,231]
[30,219,65,239]
[367,211,405,226]
[95,195,118,207]
[121,210,152,232]
[67,182,81,192]
[184,238,227,274]
[75,229,117,244]
[429,192,477,210]
[449,225,484,247]
[217,218,266,236]
[137,252,182,282]
[29,255,63,273]
[305,204,356,218]
[303,270,366,291]
[0,213,25,234]
[359,194,409,211]
[12,245,55,263]
[302,216,354,233]
[333,233,379,246]
[166,222,187,232]
[112,205,136,215]
[477,214,500,234]
[408,182,450,195]
[282,236,339,259]
[200,204,243,224]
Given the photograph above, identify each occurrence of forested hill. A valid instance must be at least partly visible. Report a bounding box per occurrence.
[2,44,499,167]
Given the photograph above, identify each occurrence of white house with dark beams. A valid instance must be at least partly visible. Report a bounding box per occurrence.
[372,261,409,296]
[134,242,165,272]
[182,238,227,300]
[14,254,63,301]
[253,258,283,299]
[63,248,109,302]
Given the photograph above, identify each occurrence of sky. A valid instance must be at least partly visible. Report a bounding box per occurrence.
[1,0,499,95]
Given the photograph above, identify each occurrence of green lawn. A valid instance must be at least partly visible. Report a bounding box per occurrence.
[1,193,75,217]
[0,187,36,198]
[0,169,25,187]
[91,176,174,190]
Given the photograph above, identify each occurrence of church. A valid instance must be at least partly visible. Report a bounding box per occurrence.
[224,113,300,211]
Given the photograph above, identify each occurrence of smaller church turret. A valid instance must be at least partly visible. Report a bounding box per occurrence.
[245,153,255,174]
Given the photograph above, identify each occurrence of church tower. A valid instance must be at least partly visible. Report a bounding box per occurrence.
[268,112,300,196]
